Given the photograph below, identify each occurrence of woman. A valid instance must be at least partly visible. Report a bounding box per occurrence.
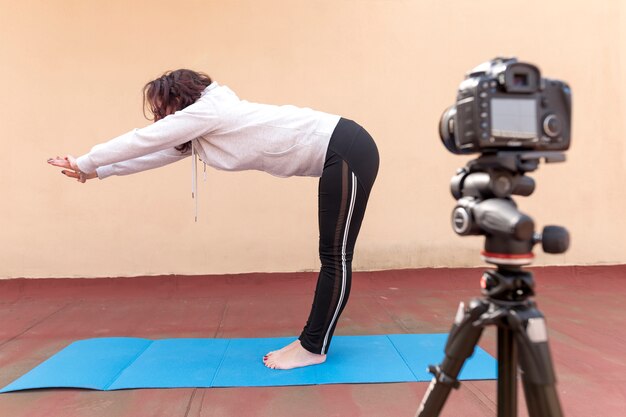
[48,69,379,370]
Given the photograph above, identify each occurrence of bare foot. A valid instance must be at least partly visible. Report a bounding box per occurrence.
[263,340,326,370]
[264,339,300,359]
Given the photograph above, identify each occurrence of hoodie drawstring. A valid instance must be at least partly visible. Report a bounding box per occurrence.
[191,144,207,223]
[192,146,197,222]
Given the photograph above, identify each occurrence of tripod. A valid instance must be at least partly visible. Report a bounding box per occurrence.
[416,152,568,417]
[415,265,563,417]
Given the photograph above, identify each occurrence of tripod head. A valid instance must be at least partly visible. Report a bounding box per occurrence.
[450,151,569,268]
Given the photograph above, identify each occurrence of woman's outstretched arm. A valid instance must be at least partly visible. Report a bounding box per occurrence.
[73,98,218,175]
[48,147,192,183]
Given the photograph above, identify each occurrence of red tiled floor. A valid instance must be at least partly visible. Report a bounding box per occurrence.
[0,266,625,417]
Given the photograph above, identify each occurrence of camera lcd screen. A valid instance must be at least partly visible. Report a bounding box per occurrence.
[490,98,538,139]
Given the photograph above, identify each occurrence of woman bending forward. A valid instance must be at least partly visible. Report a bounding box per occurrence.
[48,69,379,370]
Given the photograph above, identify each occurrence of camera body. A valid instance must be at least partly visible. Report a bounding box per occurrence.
[440,57,571,154]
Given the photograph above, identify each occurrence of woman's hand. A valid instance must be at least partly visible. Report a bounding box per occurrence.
[47,155,97,183]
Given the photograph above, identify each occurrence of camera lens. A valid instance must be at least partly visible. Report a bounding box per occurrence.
[543,114,562,137]
[439,106,459,153]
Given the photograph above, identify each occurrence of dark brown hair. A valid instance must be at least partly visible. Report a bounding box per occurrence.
[143,69,212,152]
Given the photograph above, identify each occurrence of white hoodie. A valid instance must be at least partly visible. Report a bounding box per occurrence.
[76,82,341,179]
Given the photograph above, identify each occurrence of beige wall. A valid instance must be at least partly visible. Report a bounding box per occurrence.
[1,0,625,278]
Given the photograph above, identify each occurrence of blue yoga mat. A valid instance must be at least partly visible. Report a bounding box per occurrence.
[0,334,496,392]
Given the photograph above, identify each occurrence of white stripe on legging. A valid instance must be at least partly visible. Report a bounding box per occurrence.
[322,172,357,353]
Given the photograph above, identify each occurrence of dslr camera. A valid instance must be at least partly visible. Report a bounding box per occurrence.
[440,57,571,154]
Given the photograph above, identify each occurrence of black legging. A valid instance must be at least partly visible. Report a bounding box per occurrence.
[299,118,379,354]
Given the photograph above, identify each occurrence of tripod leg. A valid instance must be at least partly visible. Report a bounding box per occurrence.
[497,327,517,417]
[510,306,564,417]
[416,299,489,417]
